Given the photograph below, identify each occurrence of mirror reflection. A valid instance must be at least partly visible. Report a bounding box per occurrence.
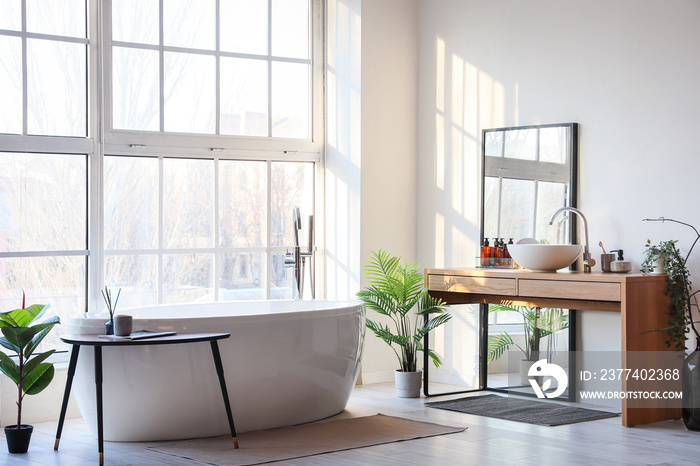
[481,123,578,398]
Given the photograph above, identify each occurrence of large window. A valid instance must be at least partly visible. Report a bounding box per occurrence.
[0,0,322,352]
[0,1,90,351]
[104,157,313,304]
[107,0,314,141]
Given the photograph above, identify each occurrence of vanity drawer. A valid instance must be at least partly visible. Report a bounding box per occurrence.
[428,274,517,296]
[518,279,621,302]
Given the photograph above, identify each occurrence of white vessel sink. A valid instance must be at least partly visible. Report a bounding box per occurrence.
[507,244,583,272]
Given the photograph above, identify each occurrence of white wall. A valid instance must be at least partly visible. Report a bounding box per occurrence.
[416,0,700,352]
[358,0,419,382]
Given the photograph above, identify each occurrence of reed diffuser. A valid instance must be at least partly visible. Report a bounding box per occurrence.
[101,286,121,335]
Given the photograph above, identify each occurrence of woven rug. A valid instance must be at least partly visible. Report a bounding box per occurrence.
[426,394,619,426]
[149,414,466,465]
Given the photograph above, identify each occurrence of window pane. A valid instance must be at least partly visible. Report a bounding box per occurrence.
[163,159,214,249]
[164,52,216,134]
[112,47,159,131]
[536,182,568,244]
[27,39,86,137]
[220,0,267,55]
[500,178,535,241]
[220,252,264,300]
[112,0,159,45]
[540,127,568,164]
[27,0,86,38]
[484,131,503,157]
[270,162,314,247]
[163,253,214,303]
[483,176,499,238]
[0,35,22,135]
[104,156,158,250]
[271,62,310,139]
[503,128,537,161]
[0,256,85,352]
[104,254,157,308]
[163,0,215,50]
[272,0,309,59]
[0,0,21,30]
[0,153,86,252]
[220,58,268,136]
[270,251,293,299]
[219,161,266,248]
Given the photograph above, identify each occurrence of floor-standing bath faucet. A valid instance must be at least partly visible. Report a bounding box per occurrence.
[549,207,596,273]
[284,207,315,299]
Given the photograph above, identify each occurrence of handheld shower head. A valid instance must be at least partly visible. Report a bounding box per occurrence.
[293,206,302,230]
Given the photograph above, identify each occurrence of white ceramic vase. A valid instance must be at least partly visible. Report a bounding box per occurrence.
[395,370,422,398]
[651,257,665,275]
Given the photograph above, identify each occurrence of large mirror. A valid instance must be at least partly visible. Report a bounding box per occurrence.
[481,123,578,245]
[481,122,579,398]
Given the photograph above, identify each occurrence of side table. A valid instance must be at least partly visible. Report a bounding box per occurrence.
[54,332,239,465]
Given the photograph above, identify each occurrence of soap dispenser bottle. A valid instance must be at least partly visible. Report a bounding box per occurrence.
[610,249,631,273]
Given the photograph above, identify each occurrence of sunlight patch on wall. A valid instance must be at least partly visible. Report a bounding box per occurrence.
[435,212,445,268]
[325,0,360,301]
[435,113,445,190]
[436,37,445,113]
[451,54,464,128]
[451,125,464,214]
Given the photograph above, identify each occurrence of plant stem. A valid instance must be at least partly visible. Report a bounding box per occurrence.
[17,351,23,428]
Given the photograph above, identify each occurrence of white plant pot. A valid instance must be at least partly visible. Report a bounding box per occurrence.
[395,370,422,398]
[651,257,665,275]
[520,359,533,386]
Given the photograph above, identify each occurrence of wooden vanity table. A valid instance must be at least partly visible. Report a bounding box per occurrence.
[425,267,682,427]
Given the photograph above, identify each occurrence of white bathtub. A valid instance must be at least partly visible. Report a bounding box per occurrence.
[67,300,365,442]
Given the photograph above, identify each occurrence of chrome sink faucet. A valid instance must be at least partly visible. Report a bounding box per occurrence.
[549,207,596,273]
[284,207,315,299]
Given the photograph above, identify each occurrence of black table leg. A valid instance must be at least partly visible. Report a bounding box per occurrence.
[54,344,80,450]
[94,345,104,465]
[210,340,239,448]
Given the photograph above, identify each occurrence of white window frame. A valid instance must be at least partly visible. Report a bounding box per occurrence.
[103,155,316,302]
[97,0,325,308]
[101,0,325,157]
[0,0,100,312]
[0,0,325,319]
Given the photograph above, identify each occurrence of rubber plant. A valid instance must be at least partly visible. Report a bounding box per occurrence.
[487,305,569,363]
[0,293,60,452]
[357,250,451,372]
[641,218,700,350]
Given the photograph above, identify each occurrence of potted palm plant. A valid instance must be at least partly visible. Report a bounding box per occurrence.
[357,250,451,397]
[487,304,569,385]
[0,294,60,453]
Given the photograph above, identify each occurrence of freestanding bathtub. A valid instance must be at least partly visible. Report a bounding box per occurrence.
[67,300,365,442]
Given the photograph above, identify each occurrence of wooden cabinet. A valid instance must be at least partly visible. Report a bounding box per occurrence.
[425,268,680,427]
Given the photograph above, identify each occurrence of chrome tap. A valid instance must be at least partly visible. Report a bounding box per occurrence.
[284,207,315,299]
[549,207,596,273]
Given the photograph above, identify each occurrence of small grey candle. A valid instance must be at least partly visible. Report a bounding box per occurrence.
[114,315,133,336]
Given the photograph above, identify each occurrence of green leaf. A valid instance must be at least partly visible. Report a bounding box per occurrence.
[1,326,37,350]
[24,317,60,358]
[0,304,50,328]
[22,350,56,378]
[23,363,54,395]
[0,352,20,384]
[0,336,20,355]
[487,332,517,362]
